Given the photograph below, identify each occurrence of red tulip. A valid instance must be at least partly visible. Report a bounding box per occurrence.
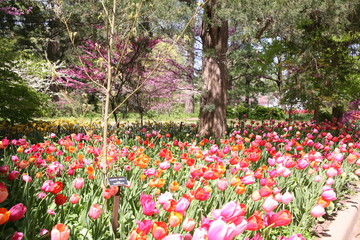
[88,204,102,220]
[246,213,263,231]
[267,210,292,227]
[9,203,27,221]
[194,188,210,201]
[51,223,70,240]
[54,194,67,206]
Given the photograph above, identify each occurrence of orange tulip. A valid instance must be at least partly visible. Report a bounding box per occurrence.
[0,208,10,225]
[169,212,183,227]
[169,181,179,192]
[51,223,70,240]
[0,183,8,203]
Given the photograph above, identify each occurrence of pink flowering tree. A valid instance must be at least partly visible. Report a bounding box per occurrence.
[57,36,192,125]
[0,0,32,16]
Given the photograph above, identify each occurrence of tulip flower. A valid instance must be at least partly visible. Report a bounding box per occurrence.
[267,210,292,227]
[8,171,20,181]
[136,219,153,234]
[321,189,337,201]
[310,205,326,218]
[69,194,80,204]
[73,177,84,189]
[51,223,70,240]
[175,197,190,214]
[212,201,246,224]
[262,196,279,212]
[54,194,67,206]
[0,208,10,225]
[88,204,102,220]
[169,211,183,227]
[158,192,173,204]
[163,234,183,240]
[192,228,208,240]
[140,193,159,216]
[246,213,263,231]
[0,183,8,203]
[9,203,27,221]
[10,232,24,240]
[182,218,196,232]
[217,178,228,191]
[152,221,168,240]
[194,188,210,201]
[281,192,294,204]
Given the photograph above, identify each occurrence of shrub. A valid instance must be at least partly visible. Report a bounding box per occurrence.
[249,106,285,120]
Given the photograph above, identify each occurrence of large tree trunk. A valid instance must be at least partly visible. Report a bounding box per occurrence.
[199,0,228,137]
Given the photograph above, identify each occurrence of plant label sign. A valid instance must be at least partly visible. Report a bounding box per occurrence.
[108,176,128,187]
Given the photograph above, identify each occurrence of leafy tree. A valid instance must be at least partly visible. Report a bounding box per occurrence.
[0,38,48,123]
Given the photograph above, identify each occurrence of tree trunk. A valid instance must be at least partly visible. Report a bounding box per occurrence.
[313,103,320,122]
[184,27,196,114]
[199,0,228,137]
[332,105,344,122]
[184,93,195,113]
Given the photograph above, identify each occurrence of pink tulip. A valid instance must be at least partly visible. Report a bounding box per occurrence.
[140,193,159,216]
[9,203,27,221]
[321,189,337,201]
[158,192,173,204]
[310,205,326,217]
[183,218,196,232]
[51,223,70,240]
[136,219,153,234]
[262,196,279,212]
[21,174,32,183]
[281,192,294,204]
[192,228,208,240]
[73,178,84,189]
[326,168,338,178]
[10,232,24,240]
[175,197,190,214]
[69,194,80,204]
[212,201,246,225]
[88,204,102,220]
[163,234,183,240]
[217,178,228,191]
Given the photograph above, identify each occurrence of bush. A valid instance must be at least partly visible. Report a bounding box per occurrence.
[249,106,285,120]
[227,105,250,119]
[0,79,49,123]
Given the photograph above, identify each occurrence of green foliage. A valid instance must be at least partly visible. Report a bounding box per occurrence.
[0,79,48,123]
[0,38,50,123]
[319,109,333,122]
[249,106,285,120]
[227,105,285,120]
[227,105,250,119]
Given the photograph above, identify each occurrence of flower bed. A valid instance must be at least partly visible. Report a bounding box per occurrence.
[0,120,359,239]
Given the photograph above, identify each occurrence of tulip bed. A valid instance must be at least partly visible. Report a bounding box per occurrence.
[0,119,360,240]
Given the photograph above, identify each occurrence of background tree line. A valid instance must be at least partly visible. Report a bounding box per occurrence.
[0,0,359,137]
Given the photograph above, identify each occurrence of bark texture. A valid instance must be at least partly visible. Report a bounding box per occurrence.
[199,0,228,137]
